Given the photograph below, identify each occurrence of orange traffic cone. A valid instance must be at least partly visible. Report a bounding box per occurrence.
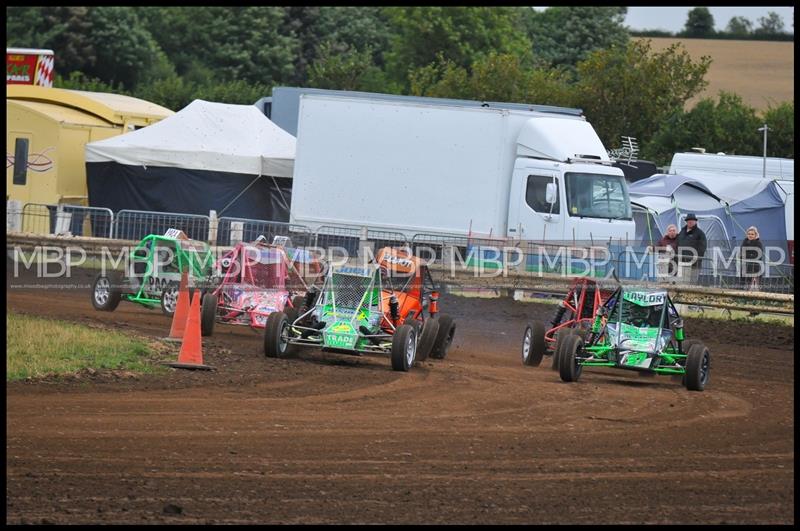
[166,291,214,371]
[163,270,190,342]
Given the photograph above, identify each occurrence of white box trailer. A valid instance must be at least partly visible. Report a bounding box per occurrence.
[290,95,635,243]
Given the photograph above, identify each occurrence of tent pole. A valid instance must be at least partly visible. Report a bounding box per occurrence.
[217,175,264,217]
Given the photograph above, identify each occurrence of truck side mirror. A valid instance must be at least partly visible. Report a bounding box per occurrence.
[545,182,556,204]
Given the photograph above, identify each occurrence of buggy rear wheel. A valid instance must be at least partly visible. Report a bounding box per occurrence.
[685,342,710,391]
[92,273,122,312]
[558,334,584,383]
[201,293,217,337]
[522,321,546,367]
[417,318,440,362]
[391,324,417,372]
[430,314,456,360]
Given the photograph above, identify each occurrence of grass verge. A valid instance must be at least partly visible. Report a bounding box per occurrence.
[7,313,166,381]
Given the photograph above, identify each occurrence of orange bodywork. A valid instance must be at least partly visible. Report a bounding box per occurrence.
[375,247,428,330]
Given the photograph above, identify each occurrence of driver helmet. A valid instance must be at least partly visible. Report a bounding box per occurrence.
[628,304,650,326]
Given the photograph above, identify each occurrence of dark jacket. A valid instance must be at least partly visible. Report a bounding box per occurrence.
[656,234,678,252]
[740,238,765,276]
[676,224,707,264]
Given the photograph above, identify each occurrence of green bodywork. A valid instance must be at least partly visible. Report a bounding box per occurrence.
[318,267,385,351]
[575,288,689,375]
[281,264,399,354]
[123,234,213,308]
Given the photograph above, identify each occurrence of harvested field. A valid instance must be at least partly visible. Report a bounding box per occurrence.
[637,37,794,111]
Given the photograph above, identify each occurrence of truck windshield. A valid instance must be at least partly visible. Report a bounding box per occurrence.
[565,173,632,220]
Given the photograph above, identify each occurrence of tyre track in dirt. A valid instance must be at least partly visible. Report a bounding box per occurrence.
[6,270,794,524]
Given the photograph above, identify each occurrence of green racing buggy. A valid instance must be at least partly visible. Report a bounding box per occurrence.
[557,287,711,391]
[91,229,213,316]
[262,262,430,372]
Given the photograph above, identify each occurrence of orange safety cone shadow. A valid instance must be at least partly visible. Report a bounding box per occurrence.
[162,269,190,342]
[165,290,214,371]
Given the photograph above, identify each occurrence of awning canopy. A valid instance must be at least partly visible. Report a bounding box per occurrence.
[85,99,295,178]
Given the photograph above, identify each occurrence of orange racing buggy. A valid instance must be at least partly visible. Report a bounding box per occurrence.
[375,247,457,361]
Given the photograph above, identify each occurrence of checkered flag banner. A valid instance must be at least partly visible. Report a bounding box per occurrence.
[34,54,54,87]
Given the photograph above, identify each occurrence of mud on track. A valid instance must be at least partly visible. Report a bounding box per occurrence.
[6,266,795,524]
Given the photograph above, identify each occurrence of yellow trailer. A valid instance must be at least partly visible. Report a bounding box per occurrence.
[6,85,173,206]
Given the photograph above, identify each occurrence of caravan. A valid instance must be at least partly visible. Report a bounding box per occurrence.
[669,152,794,263]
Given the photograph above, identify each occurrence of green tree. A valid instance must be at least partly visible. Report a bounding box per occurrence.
[522,7,629,73]
[308,41,393,92]
[84,7,172,89]
[725,16,753,36]
[139,7,297,87]
[643,92,764,166]
[290,7,391,81]
[762,101,794,158]
[383,7,532,90]
[575,39,712,149]
[754,11,786,35]
[409,52,577,108]
[681,7,715,37]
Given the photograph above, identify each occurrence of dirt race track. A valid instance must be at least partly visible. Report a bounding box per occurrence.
[6,267,795,524]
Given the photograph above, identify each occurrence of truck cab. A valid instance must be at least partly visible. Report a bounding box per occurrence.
[506,117,634,243]
[508,162,632,242]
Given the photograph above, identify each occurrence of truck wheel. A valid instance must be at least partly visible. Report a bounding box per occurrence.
[92,273,122,312]
[391,324,417,372]
[430,314,456,359]
[264,312,293,358]
[552,328,577,371]
[417,318,440,362]
[201,293,217,337]
[522,321,547,367]
[684,342,710,391]
[558,334,584,383]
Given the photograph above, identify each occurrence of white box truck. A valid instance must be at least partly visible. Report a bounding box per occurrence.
[290,95,635,243]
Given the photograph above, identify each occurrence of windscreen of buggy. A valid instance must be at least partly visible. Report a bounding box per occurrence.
[611,298,664,328]
[326,272,375,309]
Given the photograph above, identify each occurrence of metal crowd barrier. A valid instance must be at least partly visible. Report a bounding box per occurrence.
[215,216,312,248]
[6,202,794,295]
[14,203,114,239]
[113,209,210,242]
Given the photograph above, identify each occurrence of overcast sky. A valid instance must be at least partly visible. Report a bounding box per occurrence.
[625,6,794,33]
[532,7,794,33]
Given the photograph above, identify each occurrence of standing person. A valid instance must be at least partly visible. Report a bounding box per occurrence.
[676,214,707,283]
[651,224,679,279]
[739,226,765,290]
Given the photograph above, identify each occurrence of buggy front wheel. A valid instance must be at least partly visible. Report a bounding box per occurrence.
[201,292,217,336]
[684,342,710,391]
[391,324,417,372]
[92,273,122,312]
[264,312,294,359]
[558,334,584,383]
[552,328,577,371]
[160,283,179,317]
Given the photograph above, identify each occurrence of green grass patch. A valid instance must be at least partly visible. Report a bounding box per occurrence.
[6,313,165,381]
